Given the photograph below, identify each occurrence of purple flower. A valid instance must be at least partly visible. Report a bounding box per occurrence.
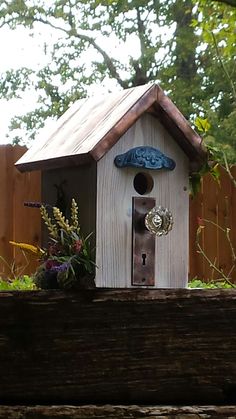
[45,260,69,273]
[53,262,70,273]
[45,260,60,270]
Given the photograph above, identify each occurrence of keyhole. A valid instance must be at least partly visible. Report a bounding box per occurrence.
[142,253,146,266]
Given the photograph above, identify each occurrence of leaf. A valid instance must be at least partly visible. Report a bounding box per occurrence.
[210,163,221,184]
[189,173,202,197]
[9,241,44,257]
[194,117,211,133]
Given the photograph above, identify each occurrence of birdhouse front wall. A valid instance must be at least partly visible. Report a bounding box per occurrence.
[96,113,189,288]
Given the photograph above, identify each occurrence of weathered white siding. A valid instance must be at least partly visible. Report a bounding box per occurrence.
[96,113,189,288]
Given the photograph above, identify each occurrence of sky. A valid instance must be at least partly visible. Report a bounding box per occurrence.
[0,23,138,145]
[0,26,49,144]
[0,16,172,146]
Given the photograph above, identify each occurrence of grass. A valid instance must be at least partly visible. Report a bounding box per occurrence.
[188,278,234,289]
[0,275,36,290]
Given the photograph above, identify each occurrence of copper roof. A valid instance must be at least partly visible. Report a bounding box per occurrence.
[16,83,207,172]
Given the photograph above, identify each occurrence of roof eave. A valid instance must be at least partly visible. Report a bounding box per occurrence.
[145,86,207,170]
[91,84,207,167]
[157,87,207,160]
[89,84,157,161]
[16,152,93,173]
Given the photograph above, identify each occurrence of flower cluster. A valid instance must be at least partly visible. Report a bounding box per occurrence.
[34,198,95,289]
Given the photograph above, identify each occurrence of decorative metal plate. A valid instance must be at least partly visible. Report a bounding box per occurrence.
[132,197,155,286]
[114,146,176,170]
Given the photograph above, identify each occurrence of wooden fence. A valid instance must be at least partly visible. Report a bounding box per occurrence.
[0,145,41,277]
[0,145,235,282]
[189,165,236,282]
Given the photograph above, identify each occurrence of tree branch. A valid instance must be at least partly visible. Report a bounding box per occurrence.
[34,17,129,89]
[0,18,15,29]
[211,31,236,102]
[223,153,236,189]
[136,7,146,58]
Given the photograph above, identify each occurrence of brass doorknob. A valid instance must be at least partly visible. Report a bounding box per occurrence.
[145,206,173,236]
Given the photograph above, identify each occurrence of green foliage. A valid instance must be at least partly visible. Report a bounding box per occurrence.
[0,275,36,290]
[0,68,33,100]
[194,215,236,288]
[0,0,235,160]
[194,117,211,133]
[189,116,222,196]
[188,278,234,289]
[193,0,236,162]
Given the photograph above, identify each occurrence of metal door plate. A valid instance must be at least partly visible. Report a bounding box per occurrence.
[132,197,155,286]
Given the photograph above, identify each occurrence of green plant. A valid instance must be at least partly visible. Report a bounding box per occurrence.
[0,275,36,291]
[195,217,236,288]
[9,199,95,290]
[0,252,31,281]
[189,116,222,196]
[0,252,38,290]
[188,278,234,289]
[34,198,95,290]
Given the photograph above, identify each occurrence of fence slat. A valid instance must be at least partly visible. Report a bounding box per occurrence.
[0,146,14,275]
[189,190,204,279]
[217,167,233,280]
[0,145,41,278]
[12,146,41,277]
[202,172,219,281]
[231,166,236,263]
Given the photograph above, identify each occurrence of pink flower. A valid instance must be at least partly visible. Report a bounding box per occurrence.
[197,217,204,227]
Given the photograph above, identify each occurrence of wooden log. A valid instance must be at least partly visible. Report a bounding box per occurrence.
[0,289,235,405]
[0,405,235,418]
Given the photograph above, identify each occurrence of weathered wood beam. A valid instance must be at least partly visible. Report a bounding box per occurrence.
[0,289,235,405]
[0,405,236,418]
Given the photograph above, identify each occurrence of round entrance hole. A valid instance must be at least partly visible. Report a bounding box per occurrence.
[133,172,154,195]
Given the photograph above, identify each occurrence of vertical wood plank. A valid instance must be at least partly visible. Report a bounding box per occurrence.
[227,165,236,282]
[216,166,233,280]
[231,166,236,266]
[0,145,14,277]
[189,184,204,280]
[201,174,219,281]
[12,146,41,277]
[0,145,41,279]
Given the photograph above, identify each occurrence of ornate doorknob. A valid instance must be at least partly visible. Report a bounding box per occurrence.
[145,206,173,236]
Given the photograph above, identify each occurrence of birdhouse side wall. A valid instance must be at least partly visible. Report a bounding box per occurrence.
[41,163,97,249]
[96,113,189,288]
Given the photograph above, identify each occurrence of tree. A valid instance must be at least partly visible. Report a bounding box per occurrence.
[212,0,236,6]
[0,0,235,161]
[195,0,236,161]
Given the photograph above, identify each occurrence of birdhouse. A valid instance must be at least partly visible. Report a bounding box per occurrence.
[16,83,206,288]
